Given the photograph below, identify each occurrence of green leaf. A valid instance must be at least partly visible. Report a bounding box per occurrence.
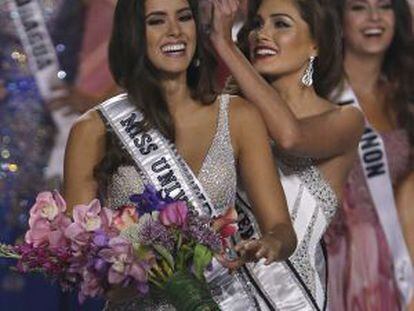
[177,232,183,250]
[176,244,194,271]
[153,244,175,269]
[193,244,213,280]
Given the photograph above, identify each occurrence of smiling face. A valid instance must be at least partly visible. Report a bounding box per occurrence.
[343,0,395,56]
[144,0,197,75]
[248,0,317,80]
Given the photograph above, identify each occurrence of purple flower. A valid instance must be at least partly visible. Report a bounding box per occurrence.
[65,200,114,247]
[98,237,147,285]
[130,185,168,215]
[93,230,110,248]
[159,201,188,227]
[185,216,222,252]
[136,215,175,250]
[72,200,113,232]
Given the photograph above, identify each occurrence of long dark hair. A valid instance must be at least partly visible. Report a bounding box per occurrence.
[96,0,218,191]
[228,0,343,99]
[335,0,414,143]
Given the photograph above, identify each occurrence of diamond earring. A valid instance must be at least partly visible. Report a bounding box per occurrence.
[301,56,316,87]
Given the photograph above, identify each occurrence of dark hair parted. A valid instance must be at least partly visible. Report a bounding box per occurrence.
[334,0,414,144]
[229,0,343,99]
[96,0,218,191]
[109,0,218,139]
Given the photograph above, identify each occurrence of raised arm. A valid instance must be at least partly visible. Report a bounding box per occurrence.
[230,96,297,264]
[63,110,106,213]
[209,0,364,159]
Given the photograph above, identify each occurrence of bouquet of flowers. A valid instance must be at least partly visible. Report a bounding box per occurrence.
[0,186,238,310]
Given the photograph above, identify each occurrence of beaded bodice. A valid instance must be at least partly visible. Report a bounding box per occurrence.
[106,95,237,214]
[277,150,339,305]
[103,95,236,310]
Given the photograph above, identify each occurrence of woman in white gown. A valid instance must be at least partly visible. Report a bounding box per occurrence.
[207,0,365,310]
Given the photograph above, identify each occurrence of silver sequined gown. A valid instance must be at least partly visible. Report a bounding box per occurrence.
[103,95,237,310]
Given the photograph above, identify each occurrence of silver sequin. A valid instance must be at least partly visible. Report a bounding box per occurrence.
[104,95,237,310]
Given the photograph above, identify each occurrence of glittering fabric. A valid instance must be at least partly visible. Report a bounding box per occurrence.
[325,129,410,311]
[277,152,338,305]
[106,95,236,211]
[104,95,237,310]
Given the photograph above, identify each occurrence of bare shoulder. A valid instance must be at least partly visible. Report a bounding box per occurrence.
[226,95,264,125]
[70,109,106,140]
[225,95,269,156]
[338,104,365,123]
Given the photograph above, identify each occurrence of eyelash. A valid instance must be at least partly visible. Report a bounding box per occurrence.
[147,13,193,26]
[147,19,164,26]
[179,13,193,22]
[274,20,290,28]
[251,19,290,30]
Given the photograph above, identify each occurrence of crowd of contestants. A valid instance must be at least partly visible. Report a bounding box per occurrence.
[0,0,413,310]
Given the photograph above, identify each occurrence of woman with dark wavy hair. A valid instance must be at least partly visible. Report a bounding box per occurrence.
[324,0,414,310]
[63,0,297,309]
[208,0,364,309]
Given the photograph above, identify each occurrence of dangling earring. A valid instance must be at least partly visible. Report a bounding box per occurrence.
[193,58,201,67]
[301,56,316,87]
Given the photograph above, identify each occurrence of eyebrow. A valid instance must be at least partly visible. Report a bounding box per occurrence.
[269,13,294,20]
[145,7,192,19]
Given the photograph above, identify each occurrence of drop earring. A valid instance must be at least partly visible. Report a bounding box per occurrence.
[301,56,316,87]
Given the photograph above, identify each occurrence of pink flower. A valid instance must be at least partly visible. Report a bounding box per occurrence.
[99,237,147,285]
[113,206,139,231]
[212,207,238,239]
[25,192,72,247]
[65,200,113,243]
[25,218,52,247]
[29,191,66,222]
[73,200,107,231]
[65,200,113,247]
[159,201,188,227]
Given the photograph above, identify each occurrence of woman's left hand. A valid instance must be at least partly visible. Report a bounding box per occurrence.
[218,233,283,271]
[209,0,240,47]
[235,233,282,266]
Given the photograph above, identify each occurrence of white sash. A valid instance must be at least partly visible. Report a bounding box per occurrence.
[335,84,414,307]
[9,0,79,179]
[98,94,218,218]
[236,168,329,311]
[9,0,65,101]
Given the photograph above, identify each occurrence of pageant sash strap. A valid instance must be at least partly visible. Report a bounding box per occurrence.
[98,94,217,218]
[9,0,66,101]
[336,84,414,306]
[237,174,328,311]
[9,0,78,179]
